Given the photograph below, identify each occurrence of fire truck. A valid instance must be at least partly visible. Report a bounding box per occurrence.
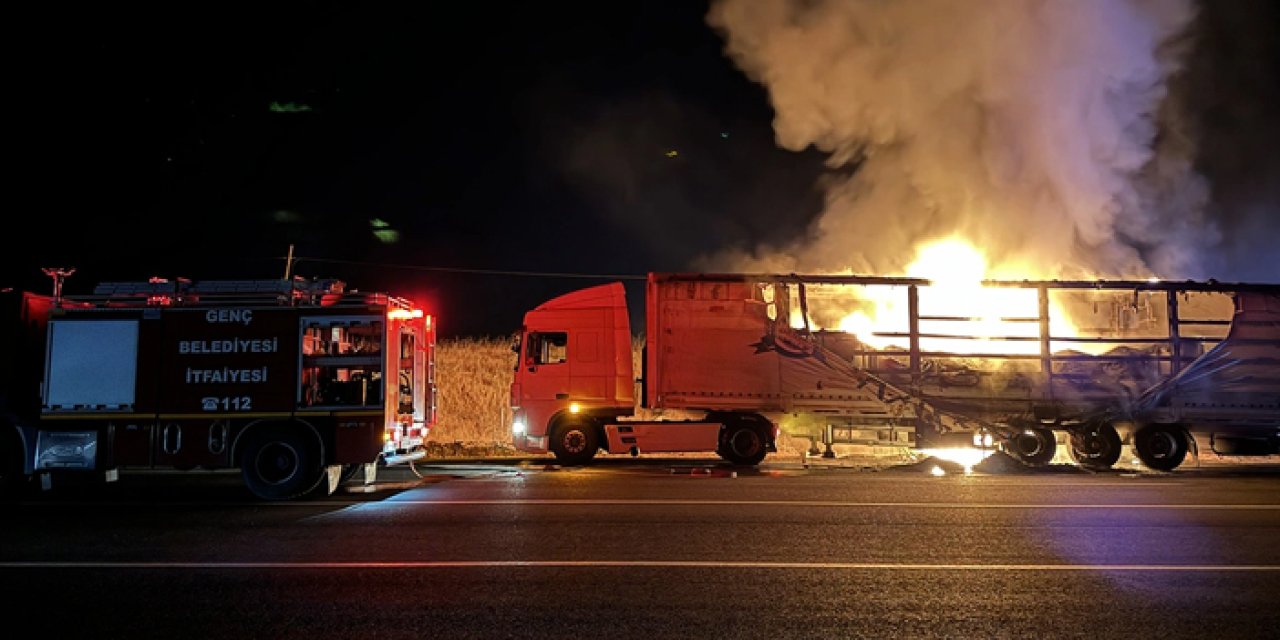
[0,272,437,501]
[510,273,1280,471]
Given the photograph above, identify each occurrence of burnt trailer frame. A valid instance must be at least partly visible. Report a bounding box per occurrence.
[646,273,1279,470]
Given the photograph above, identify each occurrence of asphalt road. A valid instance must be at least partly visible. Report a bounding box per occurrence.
[2,456,1279,639]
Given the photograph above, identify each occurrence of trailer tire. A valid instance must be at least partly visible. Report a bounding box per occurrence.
[1133,424,1188,472]
[1068,422,1122,470]
[239,424,325,501]
[718,421,768,466]
[1006,426,1056,466]
[550,418,599,466]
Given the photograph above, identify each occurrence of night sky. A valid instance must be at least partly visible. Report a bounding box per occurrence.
[6,1,1278,337]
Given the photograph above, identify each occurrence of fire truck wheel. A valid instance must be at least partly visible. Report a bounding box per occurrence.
[550,419,599,466]
[239,425,325,501]
[1068,422,1122,470]
[1005,426,1056,466]
[1133,424,1189,472]
[718,422,768,466]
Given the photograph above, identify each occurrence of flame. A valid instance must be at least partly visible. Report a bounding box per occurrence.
[833,237,1103,355]
[921,447,996,474]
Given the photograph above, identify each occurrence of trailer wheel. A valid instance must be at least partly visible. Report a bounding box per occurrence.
[239,424,325,501]
[1068,422,1122,470]
[1006,426,1056,466]
[718,422,768,466]
[550,419,599,466]
[1133,424,1188,472]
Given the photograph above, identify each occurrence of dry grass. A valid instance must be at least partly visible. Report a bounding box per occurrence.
[428,336,517,445]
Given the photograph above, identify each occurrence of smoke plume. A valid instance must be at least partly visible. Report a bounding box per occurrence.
[703,0,1219,279]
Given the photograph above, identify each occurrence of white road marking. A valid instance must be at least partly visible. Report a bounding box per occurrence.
[376,499,1280,510]
[16,499,1280,509]
[2,560,1278,571]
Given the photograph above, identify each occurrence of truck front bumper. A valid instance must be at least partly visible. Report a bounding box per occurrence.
[513,434,548,454]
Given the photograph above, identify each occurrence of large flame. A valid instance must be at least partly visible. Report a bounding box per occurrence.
[833,237,1101,355]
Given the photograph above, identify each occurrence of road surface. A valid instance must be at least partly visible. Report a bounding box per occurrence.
[2,456,1278,639]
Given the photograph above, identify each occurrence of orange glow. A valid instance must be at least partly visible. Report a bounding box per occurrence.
[833,237,1101,355]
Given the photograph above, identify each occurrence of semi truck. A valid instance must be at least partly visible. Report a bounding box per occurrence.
[510,272,1280,471]
[0,272,437,500]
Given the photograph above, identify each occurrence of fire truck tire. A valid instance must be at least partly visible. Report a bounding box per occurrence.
[239,425,325,501]
[717,421,768,466]
[1068,422,1122,470]
[550,418,599,466]
[1006,426,1056,466]
[1133,424,1188,472]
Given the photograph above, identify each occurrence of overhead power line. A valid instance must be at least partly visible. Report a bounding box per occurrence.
[291,255,648,281]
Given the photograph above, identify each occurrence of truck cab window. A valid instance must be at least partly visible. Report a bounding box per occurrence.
[530,332,568,365]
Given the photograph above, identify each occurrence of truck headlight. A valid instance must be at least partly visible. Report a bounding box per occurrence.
[512,418,527,436]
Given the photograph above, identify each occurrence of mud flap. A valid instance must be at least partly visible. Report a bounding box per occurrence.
[324,464,342,495]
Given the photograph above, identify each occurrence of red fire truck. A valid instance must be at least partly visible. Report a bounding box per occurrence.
[510,273,1280,471]
[0,273,437,500]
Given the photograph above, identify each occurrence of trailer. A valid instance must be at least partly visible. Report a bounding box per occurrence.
[509,272,1280,471]
[1,273,437,500]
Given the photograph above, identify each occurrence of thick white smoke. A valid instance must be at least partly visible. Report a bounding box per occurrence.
[703,0,1217,279]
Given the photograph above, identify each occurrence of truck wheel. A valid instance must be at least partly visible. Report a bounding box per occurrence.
[718,422,768,466]
[550,419,599,466]
[1006,426,1056,466]
[1133,424,1188,471]
[239,425,325,501]
[1069,422,1122,470]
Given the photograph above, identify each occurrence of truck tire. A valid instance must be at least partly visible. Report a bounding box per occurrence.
[1068,422,1122,470]
[239,424,325,501]
[1133,424,1188,472]
[1005,426,1056,466]
[550,419,599,466]
[717,421,768,466]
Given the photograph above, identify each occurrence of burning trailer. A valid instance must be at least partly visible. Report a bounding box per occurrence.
[510,273,1280,471]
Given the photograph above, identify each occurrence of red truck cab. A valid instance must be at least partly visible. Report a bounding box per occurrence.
[510,283,635,459]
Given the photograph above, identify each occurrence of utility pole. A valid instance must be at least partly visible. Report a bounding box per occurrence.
[283,244,296,280]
